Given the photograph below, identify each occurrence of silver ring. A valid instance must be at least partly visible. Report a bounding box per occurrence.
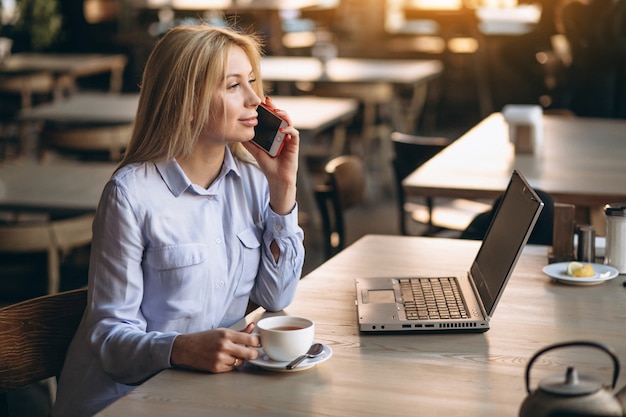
[232,358,239,367]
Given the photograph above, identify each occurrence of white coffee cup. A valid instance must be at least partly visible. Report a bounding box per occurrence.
[256,316,315,362]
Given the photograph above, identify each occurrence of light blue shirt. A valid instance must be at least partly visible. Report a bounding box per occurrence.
[53,149,305,417]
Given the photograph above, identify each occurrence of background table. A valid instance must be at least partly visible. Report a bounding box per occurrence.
[0,53,128,109]
[95,234,626,417]
[0,161,116,216]
[17,94,357,221]
[19,93,356,144]
[138,0,329,55]
[18,93,138,125]
[263,56,443,189]
[262,56,443,135]
[403,113,626,229]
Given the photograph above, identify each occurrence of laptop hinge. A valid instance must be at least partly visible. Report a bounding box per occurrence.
[468,272,490,321]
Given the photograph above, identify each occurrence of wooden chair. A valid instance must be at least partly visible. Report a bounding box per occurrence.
[39,123,132,161]
[0,73,58,111]
[314,155,367,259]
[0,288,87,417]
[391,131,491,236]
[0,73,61,160]
[0,214,94,295]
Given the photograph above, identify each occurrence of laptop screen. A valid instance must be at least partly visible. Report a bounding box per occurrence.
[470,170,544,316]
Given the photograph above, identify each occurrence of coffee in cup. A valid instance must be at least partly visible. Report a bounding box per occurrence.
[256,316,314,362]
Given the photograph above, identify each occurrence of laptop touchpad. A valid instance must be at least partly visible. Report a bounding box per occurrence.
[362,289,396,304]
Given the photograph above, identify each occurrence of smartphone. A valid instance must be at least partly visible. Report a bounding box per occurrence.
[252,103,288,157]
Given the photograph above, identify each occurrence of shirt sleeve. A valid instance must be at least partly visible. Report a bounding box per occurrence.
[250,202,305,312]
[85,180,177,385]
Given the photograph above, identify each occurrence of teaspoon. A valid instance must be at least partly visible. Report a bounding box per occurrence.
[286,343,324,370]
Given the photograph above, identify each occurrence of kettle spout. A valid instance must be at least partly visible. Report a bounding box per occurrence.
[617,385,626,413]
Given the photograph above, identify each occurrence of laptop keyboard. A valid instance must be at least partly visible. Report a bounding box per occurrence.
[400,277,469,320]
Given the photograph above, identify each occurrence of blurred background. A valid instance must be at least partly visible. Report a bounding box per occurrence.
[1,1,625,413]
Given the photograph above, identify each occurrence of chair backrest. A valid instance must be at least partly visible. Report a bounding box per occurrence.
[314,155,367,259]
[460,189,555,246]
[0,214,94,294]
[40,123,132,161]
[0,73,56,110]
[0,288,87,416]
[390,132,452,235]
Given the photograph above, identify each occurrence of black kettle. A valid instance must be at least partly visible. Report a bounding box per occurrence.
[519,341,626,417]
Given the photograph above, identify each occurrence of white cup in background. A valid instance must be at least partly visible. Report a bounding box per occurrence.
[257,316,314,362]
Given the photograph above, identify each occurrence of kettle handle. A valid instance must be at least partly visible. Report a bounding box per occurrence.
[525,340,620,394]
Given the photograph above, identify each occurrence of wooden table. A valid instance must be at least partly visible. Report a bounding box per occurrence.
[138,0,328,55]
[0,161,116,216]
[262,56,443,135]
[272,95,357,156]
[16,94,357,220]
[19,93,356,144]
[18,93,138,126]
[142,0,322,10]
[17,93,138,160]
[263,56,443,188]
[95,234,626,417]
[0,53,128,109]
[403,113,626,228]
[267,96,358,223]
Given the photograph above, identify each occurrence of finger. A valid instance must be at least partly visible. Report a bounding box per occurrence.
[273,109,292,126]
[241,322,255,334]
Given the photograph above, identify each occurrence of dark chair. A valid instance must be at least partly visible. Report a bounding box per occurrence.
[460,189,555,245]
[314,155,367,259]
[0,214,94,296]
[555,0,625,118]
[390,131,491,236]
[0,288,87,417]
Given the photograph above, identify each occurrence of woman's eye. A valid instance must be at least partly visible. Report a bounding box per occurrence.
[249,78,257,85]
[228,82,240,90]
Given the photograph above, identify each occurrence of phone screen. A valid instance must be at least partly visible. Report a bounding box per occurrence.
[253,105,284,152]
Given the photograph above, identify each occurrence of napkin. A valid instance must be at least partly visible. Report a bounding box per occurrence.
[502,104,543,155]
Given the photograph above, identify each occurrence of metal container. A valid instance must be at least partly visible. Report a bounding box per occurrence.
[576,224,596,262]
[604,203,626,273]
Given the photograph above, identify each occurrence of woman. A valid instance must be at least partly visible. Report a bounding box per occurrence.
[52,24,305,417]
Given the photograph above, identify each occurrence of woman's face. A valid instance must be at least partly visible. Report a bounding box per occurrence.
[199,45,262,146]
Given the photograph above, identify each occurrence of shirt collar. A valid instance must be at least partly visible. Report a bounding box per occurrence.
[154,147,241,197]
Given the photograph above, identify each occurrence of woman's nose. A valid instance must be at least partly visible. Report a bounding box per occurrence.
[248,93,262,107]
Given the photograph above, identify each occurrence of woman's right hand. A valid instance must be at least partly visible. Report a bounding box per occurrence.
[170,322,260,373]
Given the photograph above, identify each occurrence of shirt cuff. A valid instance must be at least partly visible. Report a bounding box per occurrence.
[267,202,299,238]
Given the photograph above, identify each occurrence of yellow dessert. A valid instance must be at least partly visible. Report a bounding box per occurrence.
[566,262,595,277]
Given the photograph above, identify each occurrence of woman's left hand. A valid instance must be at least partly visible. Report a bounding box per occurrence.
[243,97,299,215]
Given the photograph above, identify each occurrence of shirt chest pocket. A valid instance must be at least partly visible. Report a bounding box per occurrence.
[232,227,262,298]
[142,244,209,321]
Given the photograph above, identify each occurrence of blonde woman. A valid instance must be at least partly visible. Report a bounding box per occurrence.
[53,24,304,417]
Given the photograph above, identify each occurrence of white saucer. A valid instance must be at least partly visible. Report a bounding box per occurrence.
[543,262,619,286]
[248,343,332,372]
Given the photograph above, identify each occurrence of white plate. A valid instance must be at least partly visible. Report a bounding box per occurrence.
[543,262,619,285]
[248,343,332,372]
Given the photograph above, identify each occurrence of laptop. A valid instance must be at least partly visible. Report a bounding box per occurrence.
[355,170,544,333]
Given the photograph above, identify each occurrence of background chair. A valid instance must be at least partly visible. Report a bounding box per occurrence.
[39,123,132,161]
[390,131,491,236]
[0,288,87,417]
[0,214,94,298]
[460,189,555,246]
[314,155,367,259]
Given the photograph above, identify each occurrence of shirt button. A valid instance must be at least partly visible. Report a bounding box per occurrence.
[207,195,214,200]
[218,280,225,287]
[274,224,283,231]
[215,238,222,244]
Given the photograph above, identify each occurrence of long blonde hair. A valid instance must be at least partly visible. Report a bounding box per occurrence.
[117,24,264,171]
